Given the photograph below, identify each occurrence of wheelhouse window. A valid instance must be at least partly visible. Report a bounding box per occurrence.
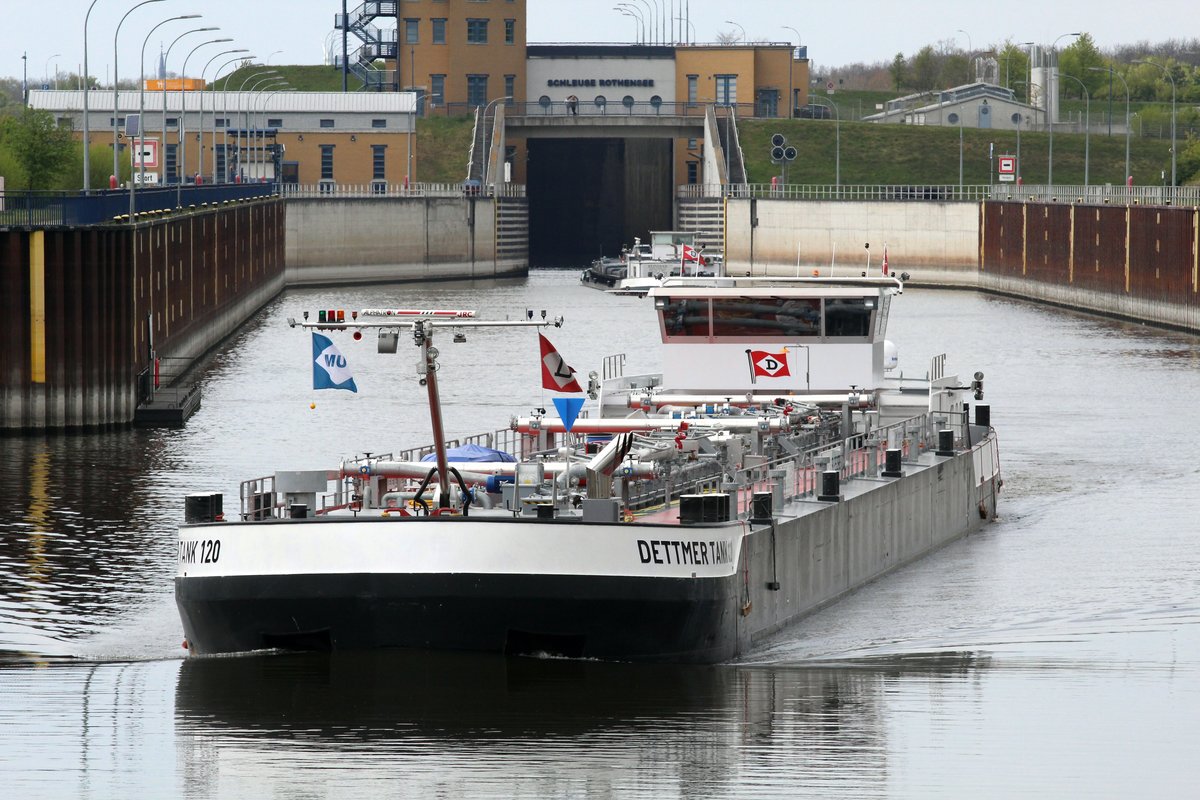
[710,298,821,338]
[824,298,875,337]
[657,296,876,341]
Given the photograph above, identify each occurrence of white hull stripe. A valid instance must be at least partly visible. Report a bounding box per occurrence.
[178,519,746,580]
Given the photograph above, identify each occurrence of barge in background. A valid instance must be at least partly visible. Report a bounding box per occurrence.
[176,265,1001,663]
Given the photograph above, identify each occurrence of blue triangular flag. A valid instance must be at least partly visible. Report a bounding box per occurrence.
[312,332,358,392]
[552,397,585,432]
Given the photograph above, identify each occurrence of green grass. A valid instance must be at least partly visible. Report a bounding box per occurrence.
[415,116,476,183]
[740,118,1176,186]
[211,65,366,93]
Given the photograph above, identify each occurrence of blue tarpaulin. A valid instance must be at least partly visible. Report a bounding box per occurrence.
[421,443,517,463]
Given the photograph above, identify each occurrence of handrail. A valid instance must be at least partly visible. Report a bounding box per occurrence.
[675,182,1200,207]
[276,182,526,199]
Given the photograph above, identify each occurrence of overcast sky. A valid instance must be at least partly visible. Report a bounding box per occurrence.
[3,0,1193,85]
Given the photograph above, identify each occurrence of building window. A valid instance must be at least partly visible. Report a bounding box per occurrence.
[404,18,419,44]
[320,145,334,181]
[467,74,488,108]
[432,18,447,44]
[687,138,698,150]
[215,144,231,182]
[687,161,699,184]
[504,74,515,101]
[215,117,228,127]
[267,118,283,128]
[372,118,387,128]
[505,19,515,44]
[687,75,698,105]
[165,117,179,128]
[165,143,178,183]
[715,75,737,106]
[109,117,125,128]
[466,18,488,44]
[56,117,73,129]
[431,74,445,107]
[319,118,335,128]
[372,145,387,181]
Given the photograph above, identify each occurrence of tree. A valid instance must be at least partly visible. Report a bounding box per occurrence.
[1059,33,1106,96]
[995,41,1031,95]
[1178,135,1200,185]
[889,53,908,92]
[912,45,938,91]
[0,107,75,190]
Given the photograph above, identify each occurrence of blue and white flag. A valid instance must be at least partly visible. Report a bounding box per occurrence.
[312,332,358,392]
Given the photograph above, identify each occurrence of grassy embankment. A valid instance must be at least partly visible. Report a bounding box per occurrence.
[739,117,1174,186]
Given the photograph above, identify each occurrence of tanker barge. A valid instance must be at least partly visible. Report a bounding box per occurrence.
[176,267,1001,663]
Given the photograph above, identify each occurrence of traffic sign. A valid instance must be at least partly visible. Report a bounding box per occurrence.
[131,138,159,169]
[998,155,1016,174]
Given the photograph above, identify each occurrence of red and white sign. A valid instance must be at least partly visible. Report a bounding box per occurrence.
[131,138,159,169]
[539,333,583,393]
[998,156,1016,174]
[749,350,791,378]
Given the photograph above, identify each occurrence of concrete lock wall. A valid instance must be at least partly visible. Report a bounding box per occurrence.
[285,197,527,286]
[724,198,980,275]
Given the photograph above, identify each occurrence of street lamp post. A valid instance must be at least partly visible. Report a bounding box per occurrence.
[628,0,654,44]
[949,91,964,188]
[198,48,246,184]
[44,54,61,90]
[810,95,840,189]
[114,0,167,188]
[134,14,200,218]
[256,88,291,182]
[1089,66,1130,184]
[242,75,282,182]
[724,19,746,43]
[1006,42,1033,90]
[1047,32,1080,188]
[227,68,278,182]
[675,15,695,46]
[1013,80,1030,183]
[211,55,252,181]
[1132,59,1176,188]
[82,0,105,190]
[783,25,801,118]
[957,29,972,83]
[177,38,233,201]
[1059,73,1090,188]
[162,26,219,183]
[249,80,286,180]
[614,6,643,43]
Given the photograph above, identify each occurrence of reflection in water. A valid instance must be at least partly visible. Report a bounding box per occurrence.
[171,650,913,798]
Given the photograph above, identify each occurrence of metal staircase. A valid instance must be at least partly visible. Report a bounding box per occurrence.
[718,110,748,186]
[334,1,399,91]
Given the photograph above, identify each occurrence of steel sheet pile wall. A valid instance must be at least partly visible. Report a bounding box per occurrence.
[982,201,1200,331]
[1,200,285,431]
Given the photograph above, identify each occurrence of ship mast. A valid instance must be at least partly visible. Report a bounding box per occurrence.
[290,309,562,513]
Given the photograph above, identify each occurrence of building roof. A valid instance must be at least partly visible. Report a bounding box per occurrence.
[29,90,418,114]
